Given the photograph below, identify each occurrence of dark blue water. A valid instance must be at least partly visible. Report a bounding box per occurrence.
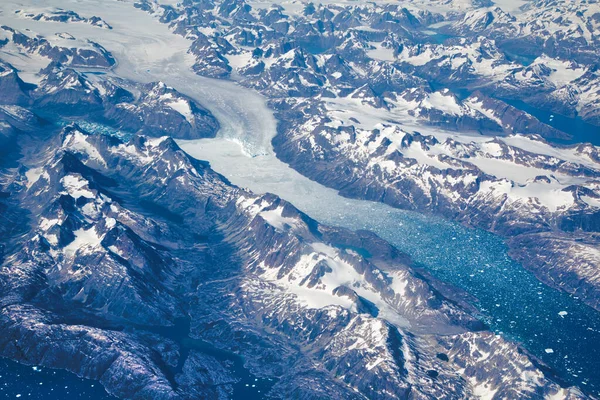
[308,202,600,396]
[420,28,600,146]
[179,337,274,398]
[420,31,454,45]
[365,23,599,396]
[432,82,600,146]
[0,122,272,400]
[0,330,272,400]
[0,357,114,399]
[432,78,600,147]
[503,50,536,66]
[501,98,600,146]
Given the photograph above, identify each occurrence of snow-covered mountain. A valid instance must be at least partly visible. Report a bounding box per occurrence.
[0,0,599,399]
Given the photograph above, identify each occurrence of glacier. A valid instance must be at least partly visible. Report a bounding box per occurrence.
[0,0,599,396]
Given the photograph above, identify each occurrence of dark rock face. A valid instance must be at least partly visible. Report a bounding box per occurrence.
[465,92,570,140]
[33,65,105,114]
[508,231,600,310]
[0,23,220,140]
[17,9,112,29]
[271,110,600,308]
[436,2,600,126]
[0,61,31,106]
[102,81,219,139]
[136,0,600,144]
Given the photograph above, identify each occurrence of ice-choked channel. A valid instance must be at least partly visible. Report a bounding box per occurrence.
[180,141,600,396]
[1,0,600,396]
[130,11,600,397]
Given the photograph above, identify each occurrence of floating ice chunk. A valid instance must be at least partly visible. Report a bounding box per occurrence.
[545,348,554,354]
[558,311,568,318]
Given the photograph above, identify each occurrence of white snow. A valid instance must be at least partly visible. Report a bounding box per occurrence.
[464,98,504,127]
[63,225,103,256]
[468,156,556,184]
[389,271,409,297]
[366,42,395,62]
[4,1,596,356]
[60,174,95,199]
[236,195,270,217]
[478,179,575,212]
[259,254,356,310]
[0,40,49,84]
[108,244,124,257]
[259,206,300,231]
[423,91,463,115]
[166,99,193,123]
[468,376,499,400]
[258,239,411,328]
[493,0,526,13]
[64,130,107,166]
[480,141,503,157]
[401,141,452,170]
[501,134,600,171]
[25,167,45,189]
[226,52,254,70]
[581,195,600,208]
[39,217,60,230]
[532,55,586,87]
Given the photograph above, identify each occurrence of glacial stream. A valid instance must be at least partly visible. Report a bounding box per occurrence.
[1,0,599,397]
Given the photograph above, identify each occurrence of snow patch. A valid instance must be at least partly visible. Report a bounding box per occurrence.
[60,174,95,199]
[259,206,300,231]
[166,99,194,123]
[64,225,103,256]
